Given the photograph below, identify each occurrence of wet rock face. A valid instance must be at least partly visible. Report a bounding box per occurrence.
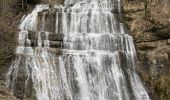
[123,0,170,100]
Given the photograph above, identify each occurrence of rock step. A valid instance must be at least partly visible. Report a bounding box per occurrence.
[49,33,64,41]
[28,32,64,42]
[46,48,63,55]
[31,40,63,48]
[16,48,63,56]
[47,9,119,14]
[37,10,121,33]
[39,4,120,13]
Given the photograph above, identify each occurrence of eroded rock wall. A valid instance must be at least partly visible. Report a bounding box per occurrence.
[123,0,170,100]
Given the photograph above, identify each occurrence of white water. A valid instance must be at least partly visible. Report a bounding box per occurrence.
[6,0,150,100]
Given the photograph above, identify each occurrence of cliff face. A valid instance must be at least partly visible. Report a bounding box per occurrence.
[0,0,23,99]
[0,0,64,99]
[123,0,170,100]
[0,0,170,100]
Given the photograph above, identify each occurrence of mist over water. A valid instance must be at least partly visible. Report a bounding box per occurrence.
[6,0,150,100]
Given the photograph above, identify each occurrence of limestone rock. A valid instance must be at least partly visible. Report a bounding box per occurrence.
[123,0,170,100]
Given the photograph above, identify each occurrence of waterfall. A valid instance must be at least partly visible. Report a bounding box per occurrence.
[6,0,150,100]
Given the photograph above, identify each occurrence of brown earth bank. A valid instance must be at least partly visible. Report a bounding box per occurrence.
[0,0,170,100]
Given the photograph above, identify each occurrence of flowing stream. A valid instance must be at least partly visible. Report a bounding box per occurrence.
[6,0,150,100]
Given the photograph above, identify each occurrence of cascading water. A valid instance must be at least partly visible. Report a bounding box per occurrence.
[6,0,150,100]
